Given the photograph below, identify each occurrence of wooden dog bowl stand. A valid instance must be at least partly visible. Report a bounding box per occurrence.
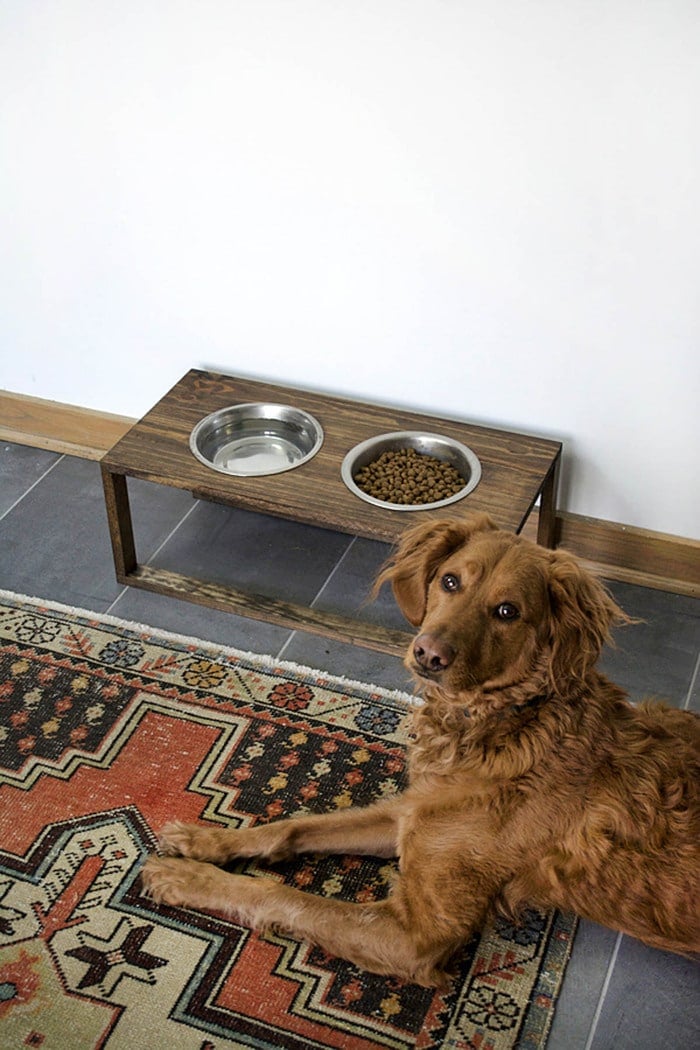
[101,370,562,657]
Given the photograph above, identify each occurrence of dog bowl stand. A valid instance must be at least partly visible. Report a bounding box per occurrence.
[101,370,561,656]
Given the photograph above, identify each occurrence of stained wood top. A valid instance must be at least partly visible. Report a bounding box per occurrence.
[102,369,561,543]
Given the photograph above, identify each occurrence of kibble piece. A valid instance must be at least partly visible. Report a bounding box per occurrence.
[354,447,465,505]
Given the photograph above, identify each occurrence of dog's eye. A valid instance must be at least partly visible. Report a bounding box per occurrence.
[495,602,520,621]
[440,573,460,593]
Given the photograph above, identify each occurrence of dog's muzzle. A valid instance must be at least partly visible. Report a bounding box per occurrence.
[412,633,456,677]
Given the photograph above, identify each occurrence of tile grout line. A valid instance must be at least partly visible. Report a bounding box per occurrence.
[105,501,200,616]
[275,537,358,661]
[583,931,623,1050]
[309,536,359,610]
[681,649,700,712]
[0,453,65,523]
[274,632,298,662]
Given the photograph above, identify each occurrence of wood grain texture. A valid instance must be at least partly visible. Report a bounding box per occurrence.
[102,369,562,543]
[97,369,562,648]
[101,466,137,577]
[0,389,133,459]
[125,564,414,656]
[556,513,699,597]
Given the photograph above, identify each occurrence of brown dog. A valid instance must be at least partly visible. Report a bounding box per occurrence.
[141,514,700,985]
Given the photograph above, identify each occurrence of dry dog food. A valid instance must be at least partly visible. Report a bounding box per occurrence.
[353,447,466,505]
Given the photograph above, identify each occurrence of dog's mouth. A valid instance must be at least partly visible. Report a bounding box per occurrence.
[406,649,483,696]
[408,658,461,689]
[412,664,441,682]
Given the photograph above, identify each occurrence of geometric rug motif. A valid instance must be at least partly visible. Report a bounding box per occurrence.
[0,592,577,1049]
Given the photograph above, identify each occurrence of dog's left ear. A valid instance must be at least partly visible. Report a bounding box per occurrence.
[546,548,631,693]
[373,514,497,625]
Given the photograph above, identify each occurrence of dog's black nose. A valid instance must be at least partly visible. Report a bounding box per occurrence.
[413,633,455,673]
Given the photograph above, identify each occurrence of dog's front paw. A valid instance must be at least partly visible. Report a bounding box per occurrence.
[157,821,232,863]
[141,855,215,908]
[141,856,274,926]
[157,820,204,858]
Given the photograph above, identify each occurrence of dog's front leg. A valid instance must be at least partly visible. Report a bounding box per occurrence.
[154,797,403,865]
[140,858,453,986]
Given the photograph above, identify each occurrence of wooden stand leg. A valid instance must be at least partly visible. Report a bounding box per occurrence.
[536,452,561,549]
[100,465,137,579]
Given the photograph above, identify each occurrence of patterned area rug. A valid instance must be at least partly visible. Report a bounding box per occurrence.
[0,592,576,1049]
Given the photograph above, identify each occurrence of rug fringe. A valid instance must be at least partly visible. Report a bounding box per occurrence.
[0,587,420,705]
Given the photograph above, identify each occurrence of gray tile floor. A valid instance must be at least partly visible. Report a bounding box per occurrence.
[1,442,698,1048]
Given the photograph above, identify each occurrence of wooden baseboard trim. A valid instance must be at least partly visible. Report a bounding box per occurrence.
[0,389,134,460]
[555,512,698,598]
[2,390,697,596]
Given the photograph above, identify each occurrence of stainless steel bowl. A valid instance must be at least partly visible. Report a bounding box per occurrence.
[341,431,481,511]
[190,403,324,476]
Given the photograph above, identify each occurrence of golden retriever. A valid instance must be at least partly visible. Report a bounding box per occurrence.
[142,514,700,985]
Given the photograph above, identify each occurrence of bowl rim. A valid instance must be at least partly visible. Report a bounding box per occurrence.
[341,430,482,511]
[189,401,324,476]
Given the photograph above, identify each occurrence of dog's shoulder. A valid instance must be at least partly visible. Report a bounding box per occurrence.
[635,698,700,747]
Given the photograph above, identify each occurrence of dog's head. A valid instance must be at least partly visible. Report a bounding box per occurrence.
[375,514,628,713]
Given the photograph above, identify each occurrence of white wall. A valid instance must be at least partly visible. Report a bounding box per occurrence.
[1,1,698,538]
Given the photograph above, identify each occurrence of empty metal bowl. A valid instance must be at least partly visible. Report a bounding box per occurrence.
[341,431,481,511]
[190,403,324,476]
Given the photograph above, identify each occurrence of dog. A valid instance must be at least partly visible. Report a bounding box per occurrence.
[142,513,700,986]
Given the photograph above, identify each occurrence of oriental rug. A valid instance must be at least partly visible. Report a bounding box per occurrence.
[0,592,576,1049]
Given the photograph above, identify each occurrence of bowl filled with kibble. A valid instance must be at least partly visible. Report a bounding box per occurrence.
[341,431,481,511]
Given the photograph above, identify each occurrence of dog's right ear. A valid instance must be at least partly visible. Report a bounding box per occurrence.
[373,514,497,625]
[545,548,632,692]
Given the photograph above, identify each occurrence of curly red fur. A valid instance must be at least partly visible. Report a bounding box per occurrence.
[142,515,699,983]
